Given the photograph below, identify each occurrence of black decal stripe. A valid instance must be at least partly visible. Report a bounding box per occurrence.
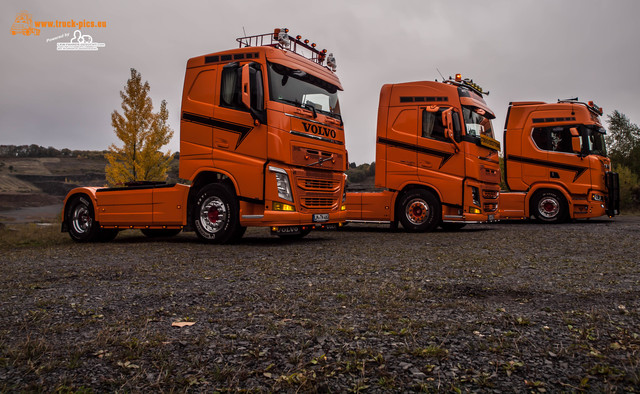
[378,137,454,169]
[508,155,588,182]
[182,112,254,148]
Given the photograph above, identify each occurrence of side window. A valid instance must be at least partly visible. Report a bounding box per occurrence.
[549,126,573,153]
[532,127,549,150]
[220,64,244,110]
[532,126,576,153]
[421,108,446,141]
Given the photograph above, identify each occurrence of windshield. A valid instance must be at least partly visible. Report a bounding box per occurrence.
[585,126,607,157]
[462,106,495,139]
[267,62,341,119]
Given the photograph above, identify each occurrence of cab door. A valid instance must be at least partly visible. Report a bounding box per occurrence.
[417,106,464,206]
[383,106,417,189]
[212,62,267,200]
[543,125,591,195]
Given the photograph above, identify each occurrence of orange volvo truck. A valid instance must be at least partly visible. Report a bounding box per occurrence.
[62,29,347,243]
[500,99,620,222]
[346,75,501,231]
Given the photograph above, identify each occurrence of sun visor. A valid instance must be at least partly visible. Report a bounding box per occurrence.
[460,96,496,119]
[267,51,343,91]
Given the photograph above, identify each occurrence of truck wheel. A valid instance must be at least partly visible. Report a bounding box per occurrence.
[192,184,242,244]
[532,190,568,223]
[67,195,100,242]
[141,229,182,238]
[398,190,440,232]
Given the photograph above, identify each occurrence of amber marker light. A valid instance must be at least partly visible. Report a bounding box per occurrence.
[455,74,462,82]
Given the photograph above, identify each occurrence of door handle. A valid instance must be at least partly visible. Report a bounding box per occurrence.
[215,139,229,148]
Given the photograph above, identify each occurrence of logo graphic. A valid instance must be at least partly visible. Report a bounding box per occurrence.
[10,11,40,36]
[57,30,105,51]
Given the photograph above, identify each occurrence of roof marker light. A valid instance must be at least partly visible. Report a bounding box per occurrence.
[455,73,462,82]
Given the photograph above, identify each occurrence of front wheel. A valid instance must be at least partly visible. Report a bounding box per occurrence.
[398,190,441,232]
[532,190,568,223]
[192,184,242,244]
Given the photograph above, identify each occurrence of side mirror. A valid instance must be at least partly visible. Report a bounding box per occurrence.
[241,64,251,109]
[570,127,582,155]
[441,108,460,152]
[240,63,266,124]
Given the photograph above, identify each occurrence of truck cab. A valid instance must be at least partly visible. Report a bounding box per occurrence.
[62,29,347,243]
[346,75,501,231]
[500,99,620,222]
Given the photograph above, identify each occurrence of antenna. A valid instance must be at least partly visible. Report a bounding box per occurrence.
[242,26,247,37]
[436,68,445,82]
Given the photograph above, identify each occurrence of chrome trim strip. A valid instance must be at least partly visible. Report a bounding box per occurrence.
[242,215,264,219]
[289,130,343,145]
[285,113,341,128]
[268,166,287,174]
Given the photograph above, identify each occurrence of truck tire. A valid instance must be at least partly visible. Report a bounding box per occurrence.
[532,190,568,223]
[141,229,182,238]
[398,189,441,232]
[192,184,242,244]
[67,195,101,242]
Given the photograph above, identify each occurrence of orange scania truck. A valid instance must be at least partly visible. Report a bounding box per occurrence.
[499,99,620,222]
[346,75,501,232]
[62,29,347,243]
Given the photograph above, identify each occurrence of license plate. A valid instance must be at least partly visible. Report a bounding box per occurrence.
[313,213,329,222]
[275,226,300,234]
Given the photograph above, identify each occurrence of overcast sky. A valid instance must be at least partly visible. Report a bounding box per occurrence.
[2,0,639,164]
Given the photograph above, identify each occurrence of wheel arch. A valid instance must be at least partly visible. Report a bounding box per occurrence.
[525,183,572,218]
[61,187,100,232]
[186,170,239,229]
[393,183,442,223]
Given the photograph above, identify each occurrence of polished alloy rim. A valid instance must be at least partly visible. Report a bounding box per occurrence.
[199,196,227,234]
[72,204,91,234]
[406,198,429,225]
[538,197,560,218]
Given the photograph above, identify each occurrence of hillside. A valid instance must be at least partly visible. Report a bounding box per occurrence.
[0,145,179,213]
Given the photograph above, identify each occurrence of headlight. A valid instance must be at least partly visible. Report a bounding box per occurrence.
[471,186,480,206]
[592,193,604,201]
[269,166,293,202]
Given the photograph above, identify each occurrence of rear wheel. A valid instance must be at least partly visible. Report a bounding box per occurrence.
[398,189,441,232]
[67,195,100,242]
[141,229,182,238]
[532,190,568,223]
[192,184,242,244]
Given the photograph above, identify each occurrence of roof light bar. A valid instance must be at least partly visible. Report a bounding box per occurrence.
[237,28,336,71]
[445,73,489,96]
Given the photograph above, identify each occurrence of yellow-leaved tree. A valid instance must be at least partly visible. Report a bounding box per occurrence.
[105,68,174,186]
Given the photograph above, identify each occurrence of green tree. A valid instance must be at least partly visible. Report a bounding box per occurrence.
[105,68,174,186]
[606,110,640,175]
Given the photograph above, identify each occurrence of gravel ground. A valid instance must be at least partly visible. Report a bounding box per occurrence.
[1,217,639,392]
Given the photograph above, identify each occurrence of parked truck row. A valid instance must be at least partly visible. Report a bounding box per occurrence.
[61,29,620,243]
